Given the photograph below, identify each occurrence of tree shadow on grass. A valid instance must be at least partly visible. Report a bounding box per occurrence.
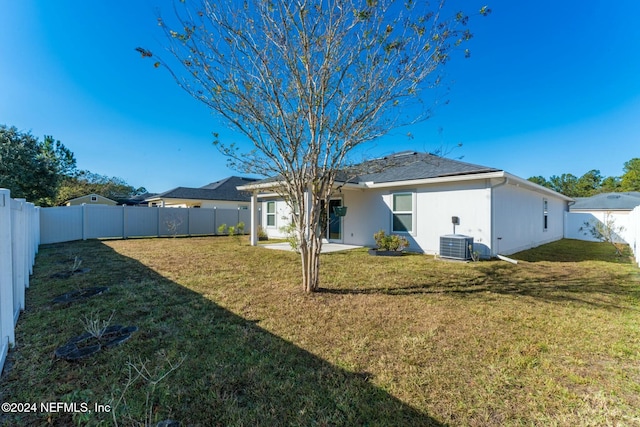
[321,260,640,311]
[508,239,635,263]
[3,240,443,426]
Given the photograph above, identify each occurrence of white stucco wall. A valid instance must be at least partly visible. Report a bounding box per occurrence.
[341,188,389,247]
[261,198,293,239]
[343,180,493,255]
[256,178,568,256]
[412,182,492,255]
[492,182,567,255]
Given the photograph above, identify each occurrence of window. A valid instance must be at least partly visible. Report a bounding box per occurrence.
[392,193,413,233]
[543,199,548,231]
[90,195,97,202]
[266,201,276,227]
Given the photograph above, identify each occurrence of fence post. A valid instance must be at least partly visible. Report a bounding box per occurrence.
[12,199,27,320]
[187,208,191,237]
[26,203,35,275]
[0,189,15,350]
[82,203,87,240]
[33,206,39,251]
[122,205,127,239]
[213,207,217,235]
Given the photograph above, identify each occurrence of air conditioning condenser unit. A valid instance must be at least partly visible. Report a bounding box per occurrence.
[439,234,474,260]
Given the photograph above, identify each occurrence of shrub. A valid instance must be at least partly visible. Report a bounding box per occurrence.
[258,226,268,241]
[236,221,245,235]
[280,222,300,253]
[373,229,409,251]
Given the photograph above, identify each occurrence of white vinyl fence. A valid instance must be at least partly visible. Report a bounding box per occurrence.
[0,189,40,373]
[565,209,640,266]
[40,204,255,244]
[628,206,640,266]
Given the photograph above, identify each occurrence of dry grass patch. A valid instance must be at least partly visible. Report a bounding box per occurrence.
[1,237,639,426]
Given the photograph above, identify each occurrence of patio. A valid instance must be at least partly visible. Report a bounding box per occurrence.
[260,242,363,253]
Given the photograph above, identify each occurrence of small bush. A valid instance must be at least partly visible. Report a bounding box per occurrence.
[373,230,409,251]
[280,222,300,253]
[236,222,245,235]
[258,226,268,241]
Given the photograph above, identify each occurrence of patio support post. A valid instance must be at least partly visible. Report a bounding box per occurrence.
[250,192,258,246]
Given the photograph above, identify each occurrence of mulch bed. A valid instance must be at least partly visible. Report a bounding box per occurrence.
[55,325,138,361]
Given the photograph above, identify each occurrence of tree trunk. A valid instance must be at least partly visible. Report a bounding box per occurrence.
[300,236,321,293]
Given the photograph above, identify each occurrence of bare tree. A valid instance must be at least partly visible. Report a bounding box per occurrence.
[580,212,626,256]
[141,0,489,292]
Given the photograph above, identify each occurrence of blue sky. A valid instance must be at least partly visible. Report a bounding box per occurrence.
[1,1,638,193]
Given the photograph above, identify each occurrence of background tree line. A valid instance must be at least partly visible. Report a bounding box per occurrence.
[528,158,640,197]
[0,124,146,206]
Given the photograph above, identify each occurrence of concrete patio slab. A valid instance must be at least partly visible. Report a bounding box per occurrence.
[260,242,363,253]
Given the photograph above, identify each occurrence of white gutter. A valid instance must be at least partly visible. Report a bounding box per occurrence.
[361,171,506,189]
[501,172,574,202]
[237,181,284,191]
[237,181,365,193]
[362,170,572,201]
[239,170,572,201]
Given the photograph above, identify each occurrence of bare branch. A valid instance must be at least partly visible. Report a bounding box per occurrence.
[145,0,486,291]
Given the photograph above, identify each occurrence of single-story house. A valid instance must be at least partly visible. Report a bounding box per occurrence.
[145,176,259,209]
[117,192,157,206]
[238,152,573,257]
[65,194,117,206]
[566,192,640,244]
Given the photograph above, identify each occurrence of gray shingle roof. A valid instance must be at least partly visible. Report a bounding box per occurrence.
[245,152,502,188]
[570,192,640,211]
[149,176,259,202]
[348,152,501,183]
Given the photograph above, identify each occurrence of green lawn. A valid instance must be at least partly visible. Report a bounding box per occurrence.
[1,237,639,426]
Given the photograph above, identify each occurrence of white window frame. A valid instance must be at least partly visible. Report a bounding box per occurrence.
[266,201,276,228]
[391,192,414,234]
[90,195,98,202]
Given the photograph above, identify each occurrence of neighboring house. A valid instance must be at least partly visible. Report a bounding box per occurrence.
[145,176,260,209]
[118,192,157,206]
[238,152,573,257]
[566,192,640,244]
[65,194,117,206]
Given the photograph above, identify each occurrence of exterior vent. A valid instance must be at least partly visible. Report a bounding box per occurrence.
[439,235,474,260]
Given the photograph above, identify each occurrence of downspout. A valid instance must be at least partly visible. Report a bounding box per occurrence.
[564,200,576,239]
[489,177,509,257]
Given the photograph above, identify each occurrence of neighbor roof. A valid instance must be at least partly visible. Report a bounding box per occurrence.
[65,193,116,204]
[147,176,259,202]
[570,192,640,211]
